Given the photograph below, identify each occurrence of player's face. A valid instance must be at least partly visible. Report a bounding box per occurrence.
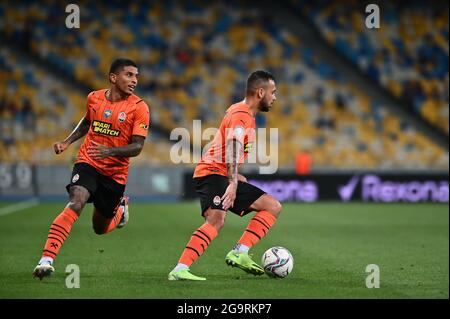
[259,80,277,112]
[111,66,139,95]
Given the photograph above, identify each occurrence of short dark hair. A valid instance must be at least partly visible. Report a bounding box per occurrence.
[109,58,138,74]
[246,70,275,95]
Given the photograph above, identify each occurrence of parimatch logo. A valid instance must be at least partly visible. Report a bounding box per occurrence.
[92,121,120,137]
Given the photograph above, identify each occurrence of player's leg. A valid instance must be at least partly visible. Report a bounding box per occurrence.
[225,183,282,275]
[33,163,97,280]
[168,175,227,281]
[234,193,281,251]
[168,208,223,281]
[90,175,127,234]
[32,185,90,280]
[91,196,128,234]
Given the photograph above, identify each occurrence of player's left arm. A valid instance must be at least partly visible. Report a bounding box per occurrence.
[221,138,241,210]
[87,135,145,159]
[87,100,150,160]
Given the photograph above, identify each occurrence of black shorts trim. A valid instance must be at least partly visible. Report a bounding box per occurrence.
[193,174,266,217]
[66,162,125,218]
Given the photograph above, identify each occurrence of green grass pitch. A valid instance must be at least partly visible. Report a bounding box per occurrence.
[0,202,448,298]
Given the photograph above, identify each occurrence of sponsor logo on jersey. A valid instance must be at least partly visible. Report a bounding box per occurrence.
[92,120,120,136]
[139,123,149,129]
[244,142,253,153]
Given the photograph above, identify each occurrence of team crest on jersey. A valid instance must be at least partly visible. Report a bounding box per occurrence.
[118,112,126,123]
[234,126,244,137]
[213,196,221,206]
[72,174,79,183]
[104,110,112,119]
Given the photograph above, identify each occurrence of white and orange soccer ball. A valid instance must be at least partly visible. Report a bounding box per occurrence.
[261,246,294,278]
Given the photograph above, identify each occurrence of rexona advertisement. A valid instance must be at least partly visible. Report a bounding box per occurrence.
[183,173,449,203]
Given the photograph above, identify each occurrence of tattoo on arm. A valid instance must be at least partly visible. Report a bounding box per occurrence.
[108,135,145,157]
[226,139,242,184]
[64,117,90,145]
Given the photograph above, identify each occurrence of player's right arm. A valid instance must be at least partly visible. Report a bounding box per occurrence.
[54,92,95,154]
[54,117,90,154]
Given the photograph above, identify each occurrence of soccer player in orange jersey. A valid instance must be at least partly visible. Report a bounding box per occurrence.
[32,59,150,280]
[168,70,282,281]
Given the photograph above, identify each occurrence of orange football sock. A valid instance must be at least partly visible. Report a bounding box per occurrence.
[237,211,277,248]
[104,205,123,233]
[42,207,79,260]
[178,223,218,267]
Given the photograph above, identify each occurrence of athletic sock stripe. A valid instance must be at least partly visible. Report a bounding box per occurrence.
[48,231,66,241]
[47,236,64,246]
[196,229,211,243]
[245,229,262,240]
[52,223,70,236]
[49,231,67,241]
[192,233,210,246]
[43,249,56,257]
[49,228,68,240]
[258,226,267,235]
[255,216,272,228]
[252,217,270,230]
[51,225,69,237]
[186,246,201,257]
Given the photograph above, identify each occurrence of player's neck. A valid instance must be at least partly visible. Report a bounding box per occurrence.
[243,97,258,117]
[106,88,129,102]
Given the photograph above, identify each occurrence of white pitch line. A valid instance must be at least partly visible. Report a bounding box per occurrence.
[0,198,40,217]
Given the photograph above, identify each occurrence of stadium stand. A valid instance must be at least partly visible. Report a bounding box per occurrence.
[290,0,449,135]
[0,47,173,165]
[1,0,448,170]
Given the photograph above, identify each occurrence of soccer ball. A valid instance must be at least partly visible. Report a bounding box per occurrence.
[261,246,294,278]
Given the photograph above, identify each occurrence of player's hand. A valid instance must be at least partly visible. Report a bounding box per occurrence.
[87,141,111,160]
[53,141,69,154]
[237,174,247,183]
[221,181,237,211]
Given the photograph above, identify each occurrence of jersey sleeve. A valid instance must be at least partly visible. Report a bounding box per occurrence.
[132,100,150,138]
[225,112,253,145]
[84,91,95,121]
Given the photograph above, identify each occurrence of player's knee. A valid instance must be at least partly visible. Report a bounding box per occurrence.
[67,201,84,215]
[208,218,225,232]
[205,212,226,232]
[267,199,282,217]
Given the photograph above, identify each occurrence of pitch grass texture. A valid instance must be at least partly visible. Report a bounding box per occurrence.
[0,202,448,298]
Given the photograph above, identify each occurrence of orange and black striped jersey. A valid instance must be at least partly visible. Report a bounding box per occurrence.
[76,89,150,185]
[194,101,256,178]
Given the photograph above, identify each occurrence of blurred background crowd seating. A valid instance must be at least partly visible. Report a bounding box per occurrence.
[1,0,448,171]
